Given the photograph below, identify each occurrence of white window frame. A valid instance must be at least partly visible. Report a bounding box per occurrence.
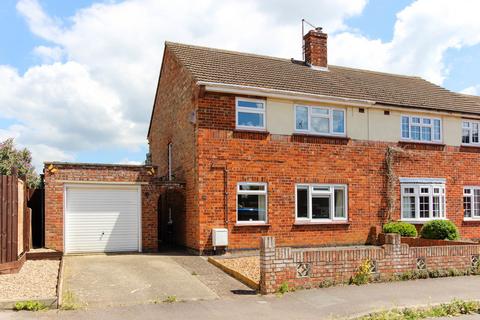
[236,182,268,224]
[462,120,480,146]
[235,97,266,131]
[295,184,348,222]
[294,105,346,136]
[400,183,446,222]
[401,115,442,143]
[463,186,480,220]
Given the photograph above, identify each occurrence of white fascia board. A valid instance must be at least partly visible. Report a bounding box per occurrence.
[197,81,375,108]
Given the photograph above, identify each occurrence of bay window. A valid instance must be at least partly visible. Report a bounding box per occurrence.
[400,181,446,221]
[237,183,267,223]
[401,115,441,143]
[295,184,347,222]
[295,105,345,136]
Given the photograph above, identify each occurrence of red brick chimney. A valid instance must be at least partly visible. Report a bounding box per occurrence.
[303,27,328,68]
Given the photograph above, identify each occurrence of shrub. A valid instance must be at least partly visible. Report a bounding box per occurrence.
[420,220,460,240]
[383,221,418,237]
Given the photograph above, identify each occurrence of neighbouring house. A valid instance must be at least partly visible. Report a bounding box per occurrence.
[44,27,480,255]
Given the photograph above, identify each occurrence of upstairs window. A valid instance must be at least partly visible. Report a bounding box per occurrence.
[463,187,480,219]
[235,98,265,130]
[401,115,441,143]
[295,105,345,136]
[295,184,347,222]
[462,120,480,145]
[401,182,446,221]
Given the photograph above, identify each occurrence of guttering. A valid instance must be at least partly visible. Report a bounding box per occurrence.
[197,81,375,107]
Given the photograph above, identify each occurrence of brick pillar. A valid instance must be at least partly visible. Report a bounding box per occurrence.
[260,236,276,294]
[383,233,406,273]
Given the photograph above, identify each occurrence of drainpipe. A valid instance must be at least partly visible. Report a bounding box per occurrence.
[211,163,229,226]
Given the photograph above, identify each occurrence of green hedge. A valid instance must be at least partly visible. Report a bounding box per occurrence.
[420,220,460,240]
[383,221,417,237]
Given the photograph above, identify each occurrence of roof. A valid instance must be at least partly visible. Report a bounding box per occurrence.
[166,42,480,115]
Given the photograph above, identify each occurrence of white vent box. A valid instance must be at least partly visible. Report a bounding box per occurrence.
[212,228,228,247]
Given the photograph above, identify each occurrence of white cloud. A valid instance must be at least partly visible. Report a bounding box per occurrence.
[119,158,143,165]
[33,45,64,63]
[2,0,368,169]
[330,0,480,85]
[461,85,480,95]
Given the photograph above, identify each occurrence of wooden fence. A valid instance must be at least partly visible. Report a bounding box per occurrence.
[0,175,30,274]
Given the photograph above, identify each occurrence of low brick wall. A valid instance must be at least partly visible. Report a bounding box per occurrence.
[259,234,480,294]
[400,237,476,247]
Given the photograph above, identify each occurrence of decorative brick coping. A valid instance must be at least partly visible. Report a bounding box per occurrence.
[259,234,480,294]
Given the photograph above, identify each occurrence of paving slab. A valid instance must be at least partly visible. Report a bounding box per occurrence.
[61,254,218,308]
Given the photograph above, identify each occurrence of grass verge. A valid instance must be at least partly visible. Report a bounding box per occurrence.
[13,300,47,311]
[355,299,480,320]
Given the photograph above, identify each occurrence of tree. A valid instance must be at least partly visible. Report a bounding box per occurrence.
[0,138,40,188]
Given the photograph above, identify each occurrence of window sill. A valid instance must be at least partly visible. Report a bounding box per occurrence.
[233,129,269,140]
[234,128,268,134]
[398,141,445,151]
[294,220,350,226]
[291,133,350,145]
[234,223,270,227]
[463,218,480,222]
[460,145,480,153]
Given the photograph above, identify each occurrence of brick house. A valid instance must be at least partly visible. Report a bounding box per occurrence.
[44,28,480,255]
[148,27,480,254]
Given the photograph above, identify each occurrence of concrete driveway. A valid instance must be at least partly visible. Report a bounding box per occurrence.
[61,254,218,308]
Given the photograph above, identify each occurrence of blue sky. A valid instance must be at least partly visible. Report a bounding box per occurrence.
[1,0,480,171]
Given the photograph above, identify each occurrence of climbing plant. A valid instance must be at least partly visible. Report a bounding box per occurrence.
[385,146,409,222]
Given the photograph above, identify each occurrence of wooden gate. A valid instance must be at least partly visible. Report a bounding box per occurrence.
[0,175,30,274]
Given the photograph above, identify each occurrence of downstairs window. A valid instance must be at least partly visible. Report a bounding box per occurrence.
[464,187,480,220]
[295,184,347,222]
[237,183,267,224]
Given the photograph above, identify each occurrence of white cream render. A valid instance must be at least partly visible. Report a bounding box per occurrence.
[265,98,467,146]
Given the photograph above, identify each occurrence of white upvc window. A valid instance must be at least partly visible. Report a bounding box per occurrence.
[463,187,480,220]
[401,183,446,222]
[294,105,346,136]
[235,98,266,130]
[462,120,480,145]
[295,184,347,222]
[401,115,442,143]
[237,182,267,224]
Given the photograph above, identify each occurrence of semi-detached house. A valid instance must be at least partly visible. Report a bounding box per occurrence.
[44,28,480,255]
[148,27,480,254]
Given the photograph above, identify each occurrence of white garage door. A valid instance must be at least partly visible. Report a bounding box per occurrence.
[65,185,141,253]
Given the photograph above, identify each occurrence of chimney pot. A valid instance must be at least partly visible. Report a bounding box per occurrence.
[303,28,328,69]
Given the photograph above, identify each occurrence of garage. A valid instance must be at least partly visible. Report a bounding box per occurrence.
[64,184,141,254]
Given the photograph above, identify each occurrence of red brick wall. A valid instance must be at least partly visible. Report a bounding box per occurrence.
[148,46,199,249]
[44,163,160,252]
[194,92,480,253]
[260,234,480,294]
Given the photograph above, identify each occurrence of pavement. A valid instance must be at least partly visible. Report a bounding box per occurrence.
[1,274,480,319]
[59,254,219,308]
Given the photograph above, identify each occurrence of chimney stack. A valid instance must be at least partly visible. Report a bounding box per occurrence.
[303,27,328,69]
